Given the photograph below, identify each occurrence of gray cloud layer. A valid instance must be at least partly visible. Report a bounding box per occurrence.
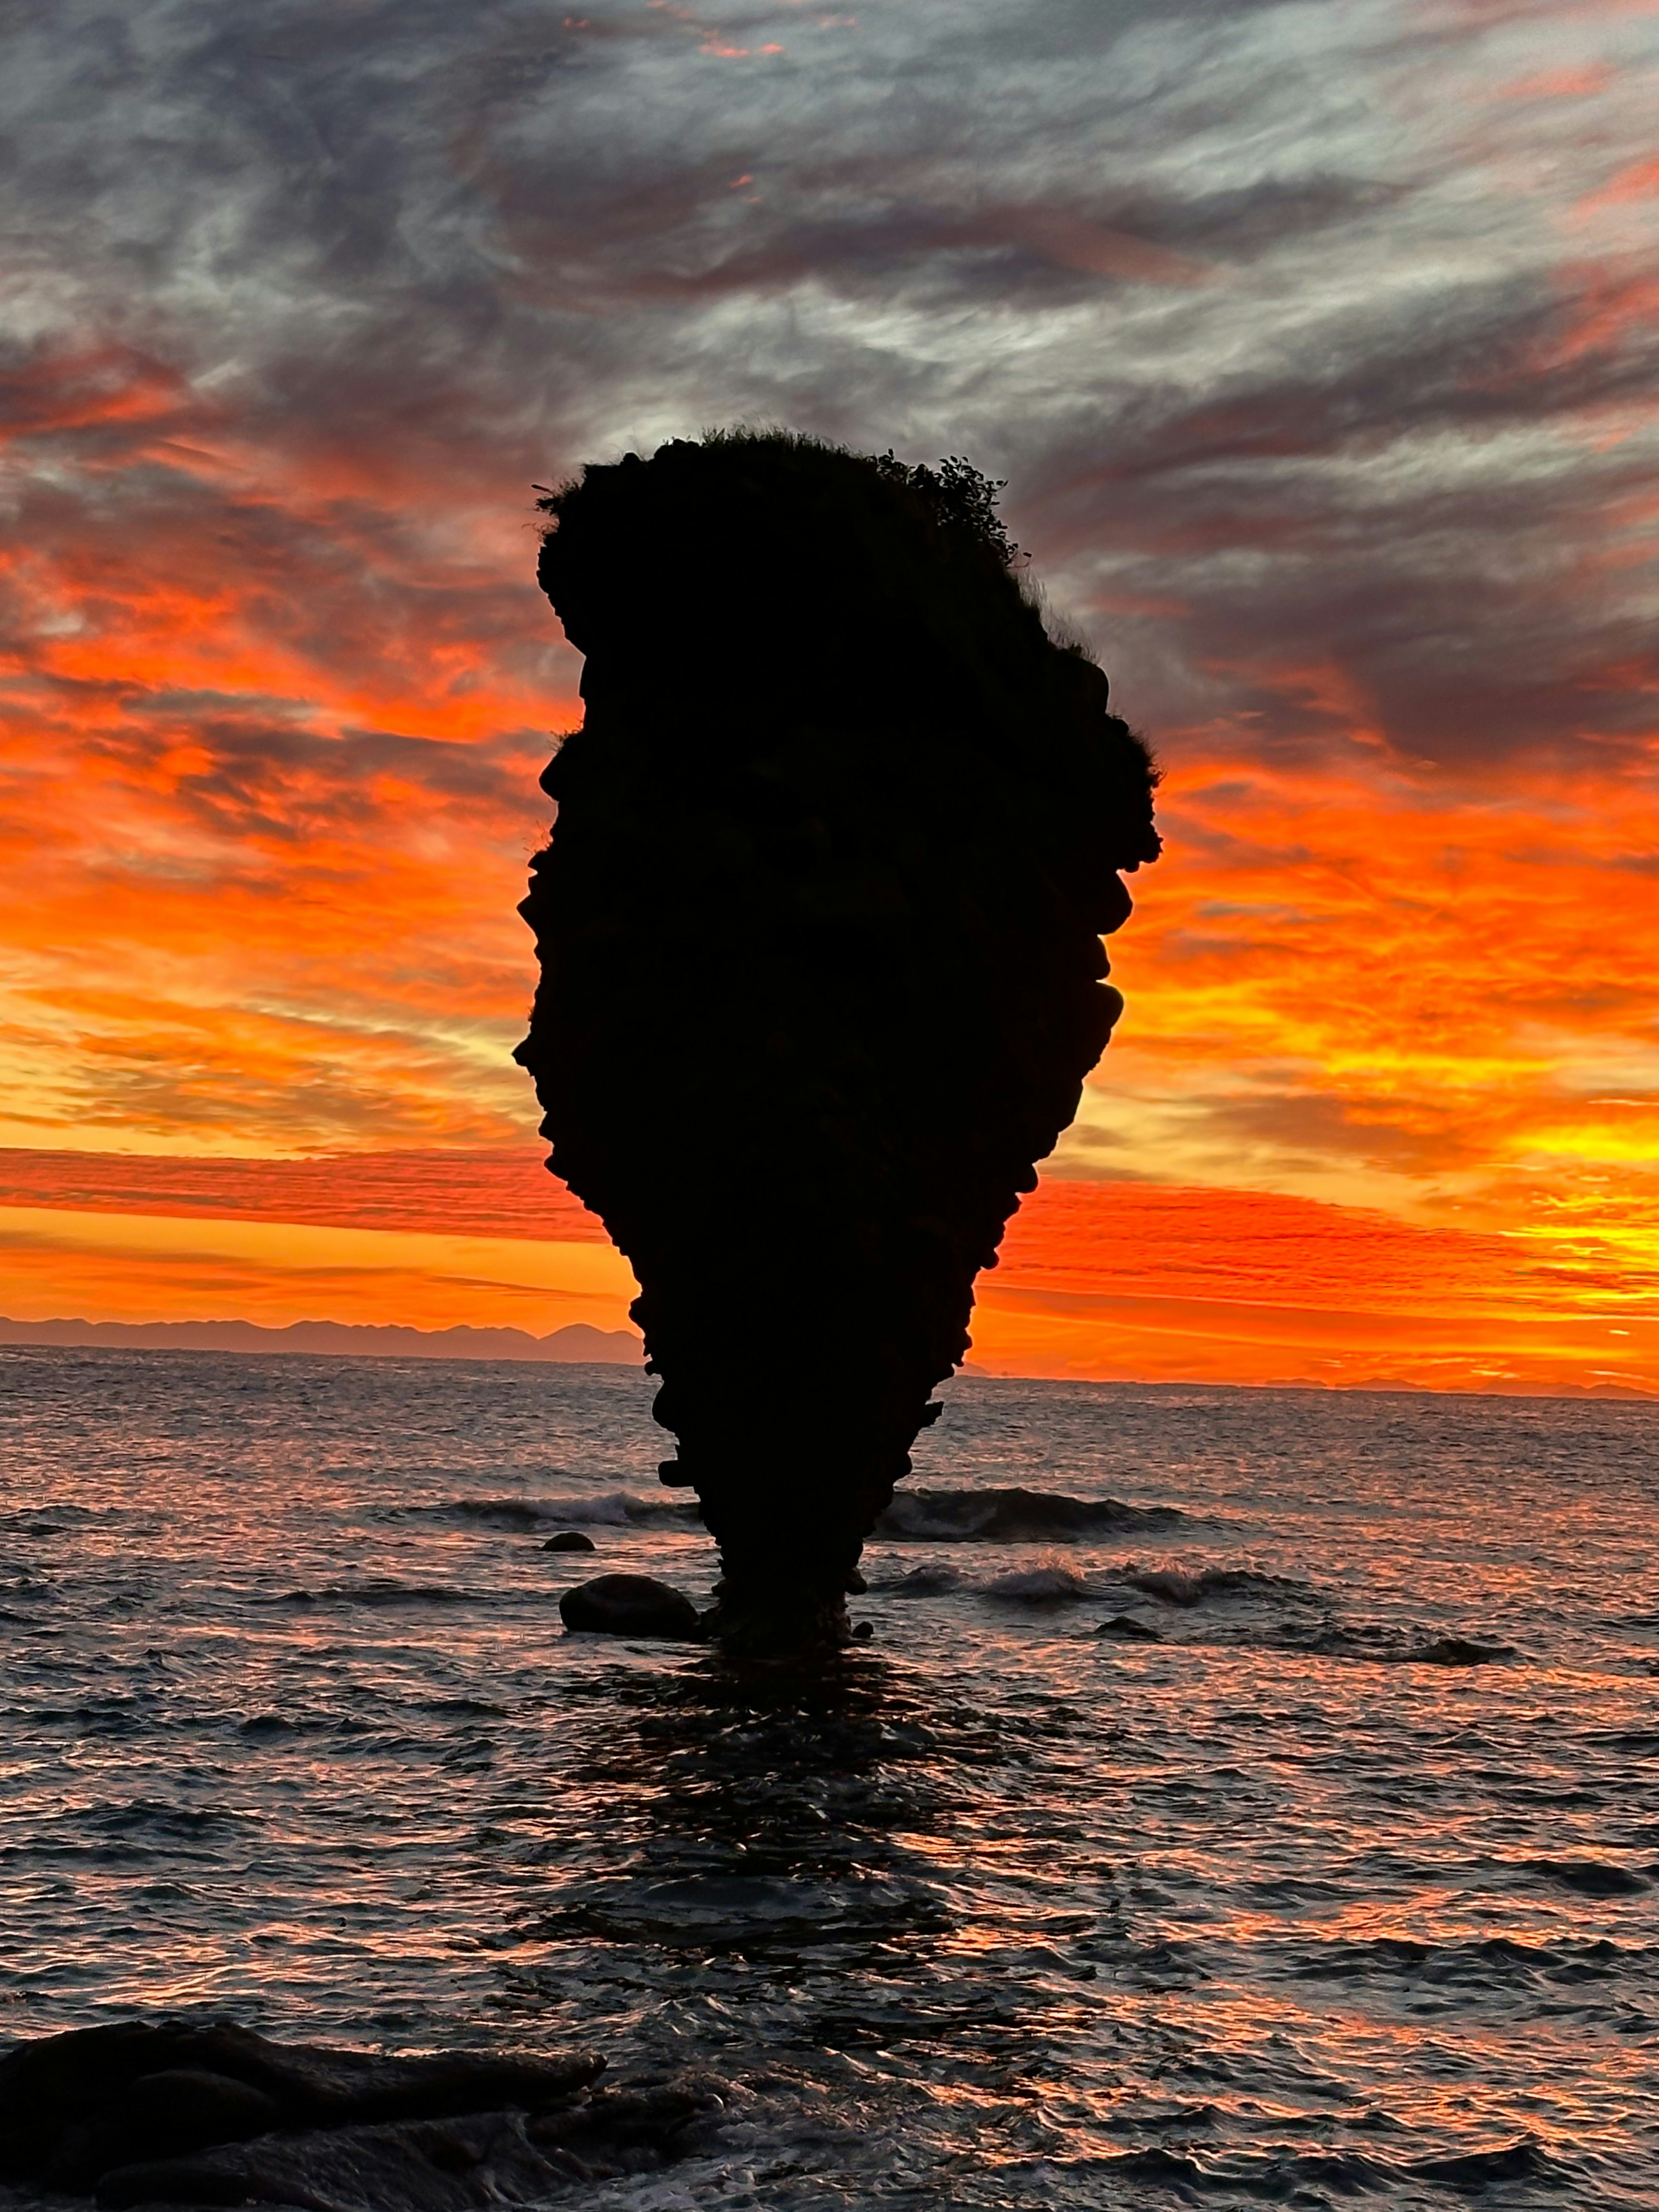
[3,0,1656,776]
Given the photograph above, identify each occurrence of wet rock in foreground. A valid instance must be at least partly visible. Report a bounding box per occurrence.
[0,2020,723,2208]
[559,1573,702,1639]
[542,1530,597,1552]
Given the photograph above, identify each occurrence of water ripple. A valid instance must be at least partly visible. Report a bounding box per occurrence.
[0,1349,1656,2207]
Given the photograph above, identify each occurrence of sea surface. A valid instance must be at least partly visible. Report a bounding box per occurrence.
[1,1346,1656,2208]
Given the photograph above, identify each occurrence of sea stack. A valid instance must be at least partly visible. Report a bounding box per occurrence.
[517,434,1158,1658]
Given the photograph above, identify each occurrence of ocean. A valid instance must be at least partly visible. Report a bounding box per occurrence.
[1,1346,1655,2208]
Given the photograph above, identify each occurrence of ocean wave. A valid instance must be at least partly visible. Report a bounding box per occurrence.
[877,1563,963,1597]
[1279,1621,1516,1665]
[0,1503,102,1531]
[419,1491,698,1529]
[875,1486,1182,1542]
[260,1581,487,1609]
[1405,2140,1560,2189]
[980,1560,1092,1603]
[1093,2137,1563,2196]
[556,1869,948,1950]
[0,1575,61,1604]
[1115,1563,1315,1608]
[1285,1930,1642,1992]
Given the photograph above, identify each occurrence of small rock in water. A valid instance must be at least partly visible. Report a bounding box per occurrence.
[559,1574,702,1640]
[543,1531,597,1552]
[1409,1636,1513,1666]
[1093,1613,1163,1642]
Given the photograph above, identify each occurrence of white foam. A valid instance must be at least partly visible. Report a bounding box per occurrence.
[524,1489,644,1526]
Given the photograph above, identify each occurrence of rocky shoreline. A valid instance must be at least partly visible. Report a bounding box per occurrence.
[0,2021,726,2209]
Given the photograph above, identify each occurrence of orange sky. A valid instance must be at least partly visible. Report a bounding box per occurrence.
[3,0,1657,1393]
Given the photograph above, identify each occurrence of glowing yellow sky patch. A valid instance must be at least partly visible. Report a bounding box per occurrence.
[0,1205,638,1330]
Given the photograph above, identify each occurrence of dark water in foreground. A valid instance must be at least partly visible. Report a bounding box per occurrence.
[1,1347,1656,2208]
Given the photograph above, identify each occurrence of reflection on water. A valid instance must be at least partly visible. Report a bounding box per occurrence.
[1,1348,1656,2206]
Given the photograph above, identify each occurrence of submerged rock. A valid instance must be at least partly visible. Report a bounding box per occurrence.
[1409,1636,1513,1666]
[543,1530,597,1552]
[559,1574,702,1640]
[1094,1613,1164,1642]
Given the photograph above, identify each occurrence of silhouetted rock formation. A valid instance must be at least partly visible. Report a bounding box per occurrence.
[517,433,1158,1658]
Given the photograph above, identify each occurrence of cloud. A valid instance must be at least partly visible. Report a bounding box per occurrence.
[1,0,1657,1365]
[5,1155,1652,1391]
[0,1143,604,1238]
[0,1198,636,1330]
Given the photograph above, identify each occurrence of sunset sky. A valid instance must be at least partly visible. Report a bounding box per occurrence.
[3,0,1658,1392]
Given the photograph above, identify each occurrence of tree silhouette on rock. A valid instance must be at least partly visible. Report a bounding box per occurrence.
[517,432,1159,1658]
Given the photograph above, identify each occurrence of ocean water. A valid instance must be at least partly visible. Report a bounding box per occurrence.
[1,1345,1656,2208]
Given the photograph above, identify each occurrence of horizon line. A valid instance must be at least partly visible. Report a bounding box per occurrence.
[2,1314,1655,1403]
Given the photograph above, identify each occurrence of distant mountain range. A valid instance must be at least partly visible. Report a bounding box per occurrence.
[0,1316,643,1364]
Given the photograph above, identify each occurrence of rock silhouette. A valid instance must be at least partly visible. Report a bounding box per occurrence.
[517,433,1158,1658]
[559,1573,702,1640]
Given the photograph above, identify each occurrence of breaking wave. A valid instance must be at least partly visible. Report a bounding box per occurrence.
[980,1558,1093,1603]
[1121,1562,1316,1607]
[415,1491,699,1530]
[875,1485,1183,1542]
[260,1581,487,1609]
